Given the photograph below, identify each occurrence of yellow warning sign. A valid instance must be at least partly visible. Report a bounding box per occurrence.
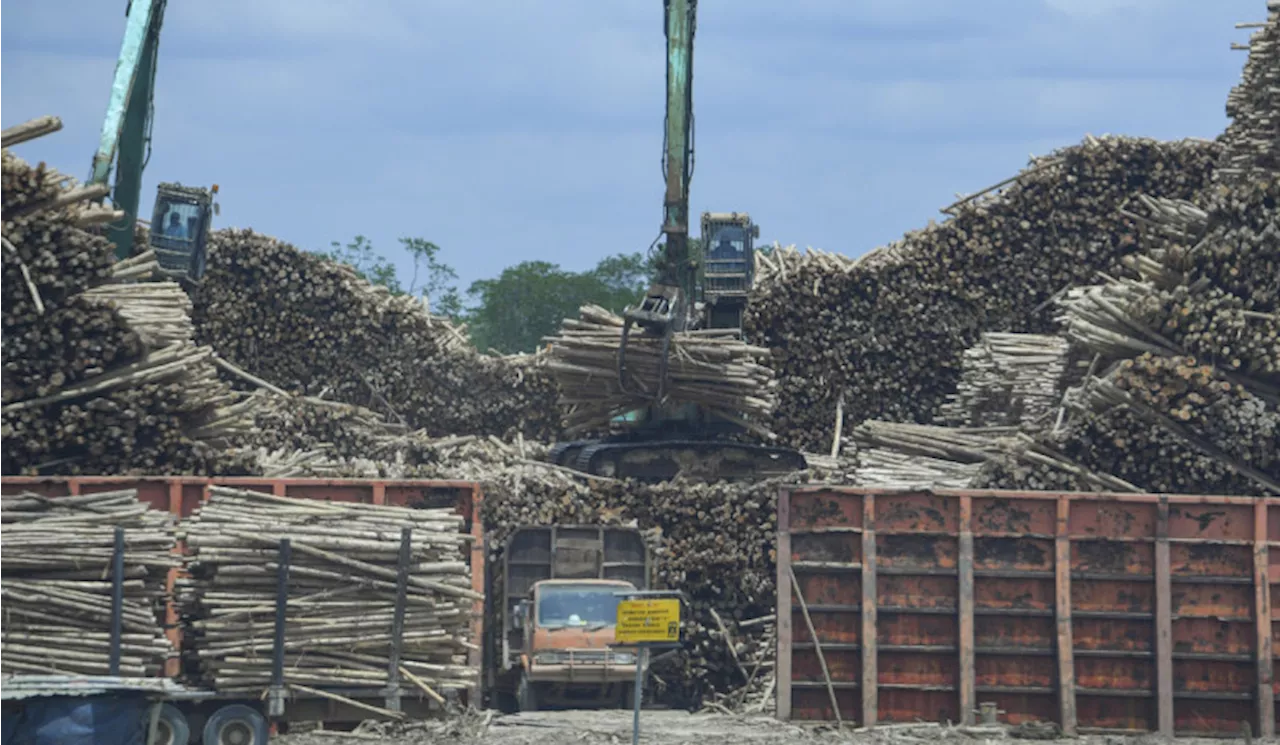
[614,598,681,644]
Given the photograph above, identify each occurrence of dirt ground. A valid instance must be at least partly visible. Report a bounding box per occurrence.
[275,710,1245,745]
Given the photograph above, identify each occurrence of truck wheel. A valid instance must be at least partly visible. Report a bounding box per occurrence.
[153,703,191,745]
[202,704,268,745]
[516,673,539,712]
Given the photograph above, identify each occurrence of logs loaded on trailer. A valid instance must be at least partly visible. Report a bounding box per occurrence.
[2,134,255,477]
[0,489,178,679]
[543,304,779,438]
[745,136,1222,453]
[191,229,562,442]
[177,487,481,712]
[1217,1,1280,184]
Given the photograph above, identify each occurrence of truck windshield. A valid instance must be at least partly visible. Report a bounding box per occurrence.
[537,584,628,628]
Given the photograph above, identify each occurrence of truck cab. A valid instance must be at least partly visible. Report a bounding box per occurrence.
[493,526,650,711]
[514,578,641,710]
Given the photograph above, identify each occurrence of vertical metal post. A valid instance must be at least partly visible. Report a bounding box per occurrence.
[109,526,126,676]
[1154,497,1175,736]
[268,538,291,718]
[632,646,646,745]
[385,527,413,712]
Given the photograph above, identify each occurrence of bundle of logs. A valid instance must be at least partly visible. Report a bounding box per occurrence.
[543,304,779,438]
[745,136,1221,452]
[0,489,178,678]
[177,487,481,708]
[2,124,254,476]
[848,420,1011,490]
[191,229,562,441]
[936,332,1078,429]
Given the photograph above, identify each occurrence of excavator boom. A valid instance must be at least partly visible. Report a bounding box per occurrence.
[549,0,807,482]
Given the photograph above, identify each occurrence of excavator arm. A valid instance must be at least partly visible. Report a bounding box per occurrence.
[90,0,167,260]
[550,0,807,482]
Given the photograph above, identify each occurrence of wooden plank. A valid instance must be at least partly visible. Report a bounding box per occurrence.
[1055,496,1077,735]
[777,487,794,721]
[1255,499,1275,737]
[1154,497,1174,736]
[862,494,878,726]
[959,495,975,725]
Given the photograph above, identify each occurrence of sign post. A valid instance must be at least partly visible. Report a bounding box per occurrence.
[613,590,685,745]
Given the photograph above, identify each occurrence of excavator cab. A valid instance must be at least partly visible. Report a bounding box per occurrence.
[699,212,758,331]
[149,182,217,282]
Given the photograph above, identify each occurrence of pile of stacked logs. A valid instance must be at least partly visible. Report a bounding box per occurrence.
[2,126,254,476]
[192,229,562,441]
[977,158,1279,494]
[936,333,1077,429]
[543,304,778,438]
[746,136,1221,452]
[177,487,481,706]
[1217,1,1279,183]
[0,489,178,678]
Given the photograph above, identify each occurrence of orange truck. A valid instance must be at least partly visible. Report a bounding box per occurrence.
[488,525,651,711]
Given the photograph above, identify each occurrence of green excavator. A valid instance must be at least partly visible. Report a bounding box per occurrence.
[91,0,218,284]
[549,0,807,482]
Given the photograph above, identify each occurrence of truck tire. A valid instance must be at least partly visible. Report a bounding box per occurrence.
[153,703,191,745]
[202,704,268,745]
[516,673,539,712]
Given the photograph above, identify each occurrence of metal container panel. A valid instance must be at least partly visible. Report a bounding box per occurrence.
[778,486,1276,737]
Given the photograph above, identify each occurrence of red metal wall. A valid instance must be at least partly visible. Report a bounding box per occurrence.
[777,486,1277,737]
[1,476,486,688]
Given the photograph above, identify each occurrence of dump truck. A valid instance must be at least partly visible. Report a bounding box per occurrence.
[488,525,652,712]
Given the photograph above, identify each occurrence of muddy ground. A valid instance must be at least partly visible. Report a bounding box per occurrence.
[276,711,1248,745]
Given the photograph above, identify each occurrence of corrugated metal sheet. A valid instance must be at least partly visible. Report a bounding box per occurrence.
[777,486,1276,738]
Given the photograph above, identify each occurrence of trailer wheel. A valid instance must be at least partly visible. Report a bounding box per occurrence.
[153,703,191,745]
[516,673,539,712]
[202,704,267,745]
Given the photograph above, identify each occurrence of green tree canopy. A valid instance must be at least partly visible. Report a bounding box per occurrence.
[466,253,651,354]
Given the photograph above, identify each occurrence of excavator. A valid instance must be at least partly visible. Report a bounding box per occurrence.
[549,0,807,482]
[90,0,218,284]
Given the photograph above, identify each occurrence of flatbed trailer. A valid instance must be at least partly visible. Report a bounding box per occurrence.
[0,476,487,742]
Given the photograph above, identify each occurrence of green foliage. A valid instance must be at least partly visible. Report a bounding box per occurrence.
[399,237,464,321]
[317,236,655,354]
[324,235,403,294]
[466,253,651,354]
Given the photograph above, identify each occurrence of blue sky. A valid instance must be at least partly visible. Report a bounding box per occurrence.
[1,1,1259,300]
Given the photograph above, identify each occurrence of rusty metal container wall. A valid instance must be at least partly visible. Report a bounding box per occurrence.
[777,486,1276,737]
[0,476,486,705]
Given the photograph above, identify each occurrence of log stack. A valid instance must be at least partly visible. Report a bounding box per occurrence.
[745,136,1221,452]
[1216,1,1280,184]
[1,137,255,477]
[977,175,1279,495]
[543,304,779,438]
[0,489,178,678]
[191,229,562,442]
[177,487,481,702]
[936,332,1077,429]
[848,420,1011,490]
